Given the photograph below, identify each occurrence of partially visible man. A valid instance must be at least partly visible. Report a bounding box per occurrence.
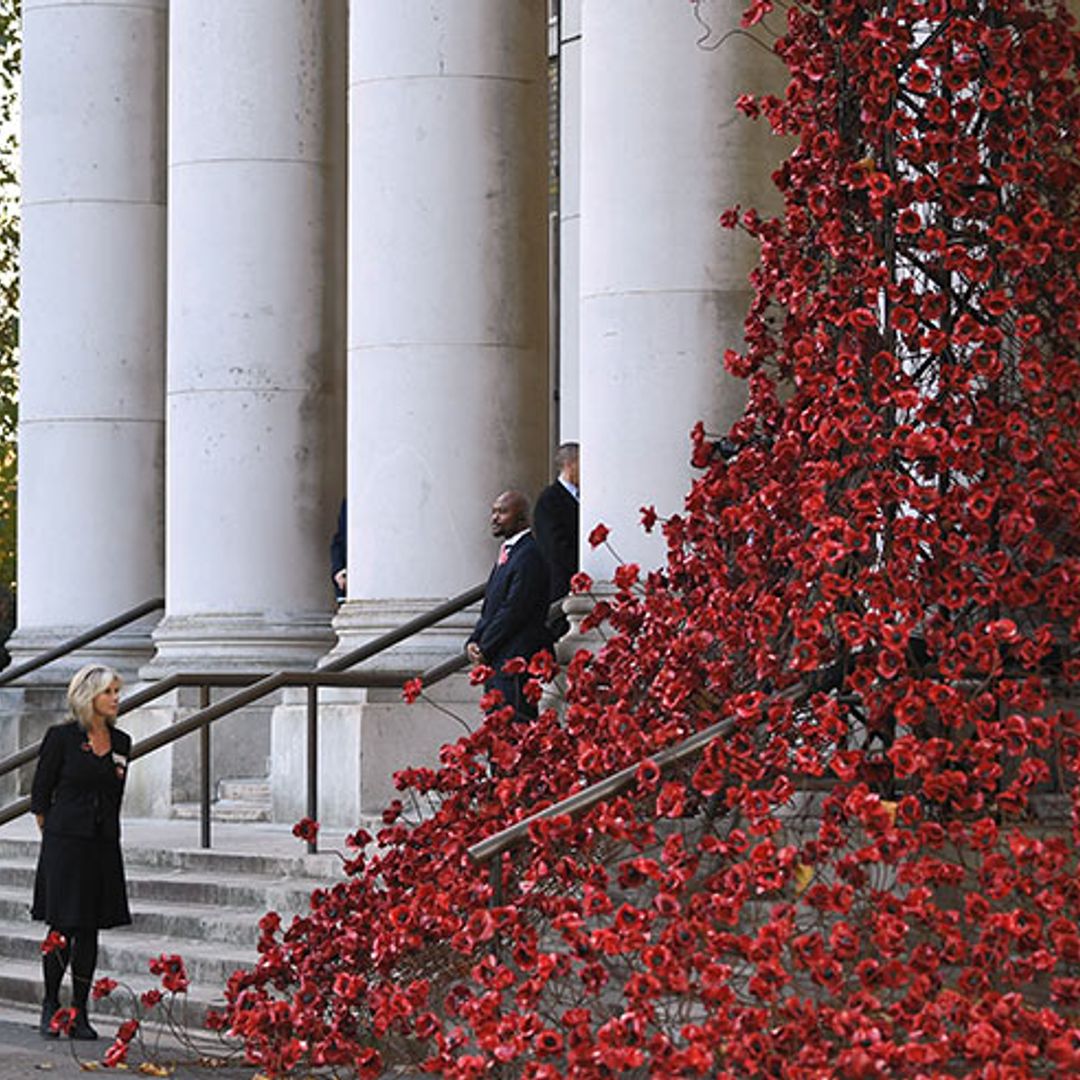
[466,490,551,721]
[329,498,347,603]
[532,442,579,639]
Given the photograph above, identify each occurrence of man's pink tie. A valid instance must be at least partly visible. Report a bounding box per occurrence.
[497,542,510,566]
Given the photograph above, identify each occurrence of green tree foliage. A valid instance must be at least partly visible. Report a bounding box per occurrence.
[0,0,17,646]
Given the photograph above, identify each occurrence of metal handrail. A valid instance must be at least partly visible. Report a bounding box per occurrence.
[467,715,738,866]
[0,582,486,783]
[1,583,568,850]
[0,597,165,688]
[467,681,809,868]
[0,583,491,848]
[0,661,464,836]
[0,674,277,780]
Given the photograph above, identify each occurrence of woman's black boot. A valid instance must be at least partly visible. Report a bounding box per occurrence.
[70,1009,98,1041]
[39,998,60,1038]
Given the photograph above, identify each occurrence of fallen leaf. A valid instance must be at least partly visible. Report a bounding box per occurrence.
[793,863,815,895]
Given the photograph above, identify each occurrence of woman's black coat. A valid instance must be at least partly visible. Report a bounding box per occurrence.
[30,720,133,929]
[30,721,131,839]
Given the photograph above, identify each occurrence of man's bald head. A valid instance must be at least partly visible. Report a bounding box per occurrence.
[490,490,530,538]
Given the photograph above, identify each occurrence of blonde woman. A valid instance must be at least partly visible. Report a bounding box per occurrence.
[30,664,132,1040]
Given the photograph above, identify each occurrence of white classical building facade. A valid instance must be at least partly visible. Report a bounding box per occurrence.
[7,0,784,822]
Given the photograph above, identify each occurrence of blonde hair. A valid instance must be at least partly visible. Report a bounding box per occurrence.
[67,664,123,728]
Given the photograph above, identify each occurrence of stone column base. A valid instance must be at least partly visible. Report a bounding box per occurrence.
[269,672,481,828]
[328,596,480,673]
[121,684,281,819]
[1,622,158,809]
[5,618,160,686]
[0,685,72,806]
[143,613,335,679]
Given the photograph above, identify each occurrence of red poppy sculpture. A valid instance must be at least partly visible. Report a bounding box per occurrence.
[223,0,1078,1075]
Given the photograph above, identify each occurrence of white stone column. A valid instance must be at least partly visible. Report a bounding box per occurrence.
[273,1,549,826]
[577,0,787,580]
[337,0,549,665]
[557,0,582,441]
[152,0,347,672]
[13,0,167,676]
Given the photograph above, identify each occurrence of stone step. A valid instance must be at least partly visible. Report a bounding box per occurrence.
[217,777,271,803]
[0,856,326,912]
[0,955,226,1026]
[0,917,255,988]
[0,825,353,1036]
[0,887,265,949]
[170,776,274,823]
[0,838,341,881]
[171,800,272,823]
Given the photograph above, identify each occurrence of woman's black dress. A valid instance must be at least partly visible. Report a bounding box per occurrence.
[30,721,132,930]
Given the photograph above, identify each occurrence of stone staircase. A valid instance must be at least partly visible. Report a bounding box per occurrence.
[0,819,348,1030]
[172,777,273,823]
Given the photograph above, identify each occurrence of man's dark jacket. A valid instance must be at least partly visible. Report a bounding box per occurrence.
[532,481,579,603]
[330,499,347,601]
[468,532,551,667]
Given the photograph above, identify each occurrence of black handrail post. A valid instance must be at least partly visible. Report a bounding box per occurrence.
[306,684,318,855]
[199,685,211,850]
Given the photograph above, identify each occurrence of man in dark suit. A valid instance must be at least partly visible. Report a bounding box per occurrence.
[466,490,551,721]
[532,442,579,639]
